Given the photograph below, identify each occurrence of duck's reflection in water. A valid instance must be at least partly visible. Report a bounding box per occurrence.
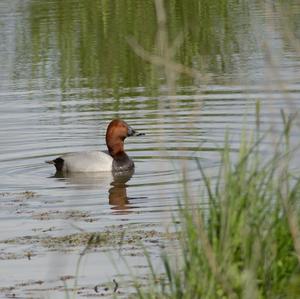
[109,169,134,212]
[54,171,113,188]
[53,169,136,212]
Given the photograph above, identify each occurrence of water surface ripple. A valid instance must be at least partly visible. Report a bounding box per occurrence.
[1,0,300,298]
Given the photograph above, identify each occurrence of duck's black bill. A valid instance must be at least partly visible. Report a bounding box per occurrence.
[135,132,145,136]
[128,127,145,137]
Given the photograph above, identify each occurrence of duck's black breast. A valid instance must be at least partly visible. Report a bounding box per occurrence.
[112,153,134,172]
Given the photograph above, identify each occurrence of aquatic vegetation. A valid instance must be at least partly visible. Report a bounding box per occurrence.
[133,114,300,299]
[2,224,176,251]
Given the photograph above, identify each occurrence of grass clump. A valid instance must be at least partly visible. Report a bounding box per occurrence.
[134,115,300,299]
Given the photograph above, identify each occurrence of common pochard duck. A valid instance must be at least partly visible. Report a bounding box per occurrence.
[46,119,144,173]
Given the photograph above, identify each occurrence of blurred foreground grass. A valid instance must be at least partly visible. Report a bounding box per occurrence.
[133,111,300,299]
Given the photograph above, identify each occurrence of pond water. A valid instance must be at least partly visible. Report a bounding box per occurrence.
[1,0,300,298]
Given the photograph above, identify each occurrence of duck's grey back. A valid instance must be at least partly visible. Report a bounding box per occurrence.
[48,151,113,172]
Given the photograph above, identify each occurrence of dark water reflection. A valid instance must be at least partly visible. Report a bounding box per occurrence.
[1,0,300,297]
[109,169,137,212]
[54,169,137,212]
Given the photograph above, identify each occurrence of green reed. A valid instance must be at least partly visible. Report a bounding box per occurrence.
[133,113,300,299]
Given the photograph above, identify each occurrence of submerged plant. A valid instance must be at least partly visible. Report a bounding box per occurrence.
[134,113,300,299]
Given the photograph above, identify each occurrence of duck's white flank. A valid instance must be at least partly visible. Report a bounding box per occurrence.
[61,151,113,172]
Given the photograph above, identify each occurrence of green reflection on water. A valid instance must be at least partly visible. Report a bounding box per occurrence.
[15,0,299,98]
[25,0,255,92]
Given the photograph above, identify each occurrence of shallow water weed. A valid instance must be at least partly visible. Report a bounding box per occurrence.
[133,120,300,299]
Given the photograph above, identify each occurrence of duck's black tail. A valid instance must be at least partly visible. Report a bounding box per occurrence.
[45,157,64,171]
